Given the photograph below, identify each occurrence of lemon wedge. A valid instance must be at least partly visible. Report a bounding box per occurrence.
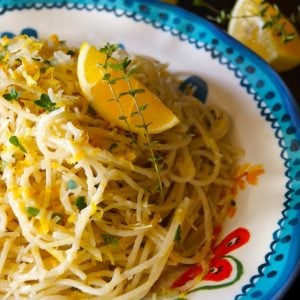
[228,0,300,72]
[77,42,180,134]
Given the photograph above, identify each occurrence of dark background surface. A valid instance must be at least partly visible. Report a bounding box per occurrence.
[175,0,300,299]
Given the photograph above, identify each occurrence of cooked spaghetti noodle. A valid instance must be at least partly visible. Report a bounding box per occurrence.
[0,35,243,299]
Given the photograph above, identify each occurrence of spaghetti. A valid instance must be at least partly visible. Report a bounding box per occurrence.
[0,35,243,299]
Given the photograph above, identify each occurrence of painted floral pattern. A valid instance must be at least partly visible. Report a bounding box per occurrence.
[232,164,265,196]
[171,163,264,296]
[172,227,250,289]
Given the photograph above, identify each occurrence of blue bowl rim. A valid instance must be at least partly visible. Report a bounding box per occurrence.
[0,0,300,299]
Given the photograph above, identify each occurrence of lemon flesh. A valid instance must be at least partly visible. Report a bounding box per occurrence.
[77,42,180,134]
[228,0,300,72]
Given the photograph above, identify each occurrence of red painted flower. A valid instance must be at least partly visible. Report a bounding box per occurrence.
[203,257,232,282]
[213,227,250,258]
[171,227,250,288]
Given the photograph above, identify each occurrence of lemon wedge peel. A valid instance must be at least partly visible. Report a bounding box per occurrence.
[228,0,300,72]
[77,42,180,134]
[78,42,181,193]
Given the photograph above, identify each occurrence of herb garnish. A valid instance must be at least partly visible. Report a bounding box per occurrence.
[174,225,181,242]
[3,87,19,101]
[98,43,136,143]
[87,104,98,116]
[40,66,48,74]
[67,179,78,190]
[193,0,299,44]
[26,206,40,217]
[9,135,27,153]
[98,43,163,193]
[67,49,76,56]
[34,93,57,111]
[260,3,296,44]
[52,212,63,224]
[109,142,118,151]
[75,196,87,210]
[101,233,119,246]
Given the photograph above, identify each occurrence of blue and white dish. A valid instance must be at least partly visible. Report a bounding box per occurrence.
[1,0,300,299]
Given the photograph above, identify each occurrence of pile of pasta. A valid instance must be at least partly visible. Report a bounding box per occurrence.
[0,35,242,299]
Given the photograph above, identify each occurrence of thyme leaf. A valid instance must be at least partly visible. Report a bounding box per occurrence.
[66,49,75,56]
[109,142,118,151]
[75,196,87,210]
[174,225,181,242]
[34,93,57,111]
[87,104,97,116]
[101,233,119,246]
[118,115,128,121]
[9,135,27,153]
[67,179,78,190]
[3,87,19,101]
[52,212,63,224]
[26,206,40,217]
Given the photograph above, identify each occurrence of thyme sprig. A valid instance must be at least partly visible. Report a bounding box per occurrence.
[98,43,137,145]
[260,3,296,44]
[98,43,163,193]
[130,87,163,193]
[193,0,299,44]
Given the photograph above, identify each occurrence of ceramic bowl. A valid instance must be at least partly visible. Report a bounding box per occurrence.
[1,0,300,299]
